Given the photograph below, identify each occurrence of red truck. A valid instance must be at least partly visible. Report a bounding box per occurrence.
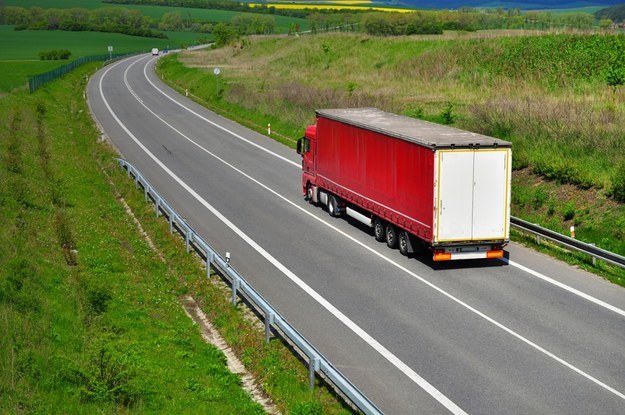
[296,108,512,261]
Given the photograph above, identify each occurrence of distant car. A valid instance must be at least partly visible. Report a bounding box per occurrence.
[151,48,159,56]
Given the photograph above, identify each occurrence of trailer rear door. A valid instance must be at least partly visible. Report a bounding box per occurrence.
[435,149,510,242]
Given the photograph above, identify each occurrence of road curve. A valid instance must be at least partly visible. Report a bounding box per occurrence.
[87,54,625,415]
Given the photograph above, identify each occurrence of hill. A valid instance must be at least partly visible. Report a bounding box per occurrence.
[595,2,625,20]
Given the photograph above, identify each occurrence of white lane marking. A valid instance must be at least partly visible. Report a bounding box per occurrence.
[144,57,299,168]
[142,57,625,321]
[503,258,625,318]
[100,57,467,415]
[120,56,625,404]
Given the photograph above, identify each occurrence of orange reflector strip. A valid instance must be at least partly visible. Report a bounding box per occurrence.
[487,250,504,259]
[433,252,452,261]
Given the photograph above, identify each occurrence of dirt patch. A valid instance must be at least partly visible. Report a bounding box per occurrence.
[181,295,280,415]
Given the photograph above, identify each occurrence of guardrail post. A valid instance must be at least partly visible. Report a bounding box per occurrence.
[534,224,541,245]
[169,212,174,233]
[206,251,214,278]
[155,198,161,218]
[186,229,193,253]
[134,174,139,189]
[309,356,320,390]
[232,277,240,306]
[144,185,148,202]
[590,244,597,266]
[265,312,275,344]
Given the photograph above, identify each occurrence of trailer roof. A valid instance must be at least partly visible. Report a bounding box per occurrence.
[316,108,511,149]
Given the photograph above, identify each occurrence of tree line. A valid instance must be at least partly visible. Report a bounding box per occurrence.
[0,5,277,40]
[0,6,166,38]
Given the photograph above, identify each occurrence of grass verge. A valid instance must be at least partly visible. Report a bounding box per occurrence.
[0,62,353,413]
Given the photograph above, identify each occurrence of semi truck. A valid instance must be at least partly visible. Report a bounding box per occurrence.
[296,108,512,261]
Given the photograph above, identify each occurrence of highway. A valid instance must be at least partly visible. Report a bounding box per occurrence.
[87,54,625,414]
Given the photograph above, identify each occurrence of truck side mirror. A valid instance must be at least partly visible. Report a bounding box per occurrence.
[296,137,303,155]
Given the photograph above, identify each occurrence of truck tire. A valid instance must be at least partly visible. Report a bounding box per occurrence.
[306,183,315,204]
[386,224,398,249]
[399,230,411,256]
[374,218,385,242]
[328,195,338,217]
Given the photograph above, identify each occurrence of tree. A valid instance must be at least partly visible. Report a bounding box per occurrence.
[599,18,613,30]
[158,11,183,31]
[212,23,237,47]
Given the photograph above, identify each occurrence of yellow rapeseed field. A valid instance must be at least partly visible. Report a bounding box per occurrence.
[249,2,414,12]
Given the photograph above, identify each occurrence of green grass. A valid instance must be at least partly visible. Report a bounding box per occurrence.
[0,60,62,92]
[0,63,263,413]
[155,32,625,281]
[0,60,352,414]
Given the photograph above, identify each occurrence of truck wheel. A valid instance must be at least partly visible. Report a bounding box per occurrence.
[328,195,338,217]
[399,231,411,256]
[373,218,385,242]
[306,184,315,204]
[386,224,398,249]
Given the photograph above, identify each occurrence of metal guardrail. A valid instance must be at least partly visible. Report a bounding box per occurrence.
[116,158,382,415]
[510,217,625,269]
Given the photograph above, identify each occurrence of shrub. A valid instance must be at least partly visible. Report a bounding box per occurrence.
[441,102,455,124]
[80,338,142,406]
[562,201,576,221]
[404,106,424,119]
[38,49,72,60]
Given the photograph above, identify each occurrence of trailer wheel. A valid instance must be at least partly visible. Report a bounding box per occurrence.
[399,230,411,256]
[328,195,338,217]
[386,224,398,249]
[373,218,385,242]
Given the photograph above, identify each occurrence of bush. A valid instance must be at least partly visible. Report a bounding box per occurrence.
[562,201,576,221]
[80,338,143,406]
[38,49,72,60]
[441,102,455,124]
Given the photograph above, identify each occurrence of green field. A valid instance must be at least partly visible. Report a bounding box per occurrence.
[0,25,211,92]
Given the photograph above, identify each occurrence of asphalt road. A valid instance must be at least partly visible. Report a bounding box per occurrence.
[87,54,625,414]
